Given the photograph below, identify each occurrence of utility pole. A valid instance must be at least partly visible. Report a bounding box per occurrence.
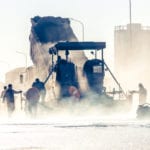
[69,18,85,41]
[129,0,132,25]
[129,0,132,50]
[16,51,27,68]
[16,51,28,83]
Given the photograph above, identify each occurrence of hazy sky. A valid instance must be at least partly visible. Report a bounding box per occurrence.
[0,0,150,82]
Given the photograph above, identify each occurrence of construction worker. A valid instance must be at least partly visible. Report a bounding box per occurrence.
[68,86,81,101]
[3,84,22,117]
[32,78,46,103]
[0,86,7,102]
[25,87,40,117]
[138,83,147,105]
[130,83,147,105]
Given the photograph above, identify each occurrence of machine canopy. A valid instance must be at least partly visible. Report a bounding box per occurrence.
[55,42,106,50]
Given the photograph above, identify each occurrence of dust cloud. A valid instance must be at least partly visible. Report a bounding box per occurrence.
[114,23,150,101]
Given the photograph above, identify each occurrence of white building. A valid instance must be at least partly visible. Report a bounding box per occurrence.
[114,23,150,89]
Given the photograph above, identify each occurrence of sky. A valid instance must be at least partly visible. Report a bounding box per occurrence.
[0,0,150,82]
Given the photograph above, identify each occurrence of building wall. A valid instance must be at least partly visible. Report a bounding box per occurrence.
[5,66,37,91]
[114,23,150,90]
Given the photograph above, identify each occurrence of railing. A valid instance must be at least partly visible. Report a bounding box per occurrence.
[115,24,150,31]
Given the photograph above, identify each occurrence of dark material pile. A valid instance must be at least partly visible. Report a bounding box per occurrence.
[31,16,77,43]
[136,103,150,119]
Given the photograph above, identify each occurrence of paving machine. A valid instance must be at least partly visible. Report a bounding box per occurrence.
[54,42,106,97]
[43,41,131,113]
